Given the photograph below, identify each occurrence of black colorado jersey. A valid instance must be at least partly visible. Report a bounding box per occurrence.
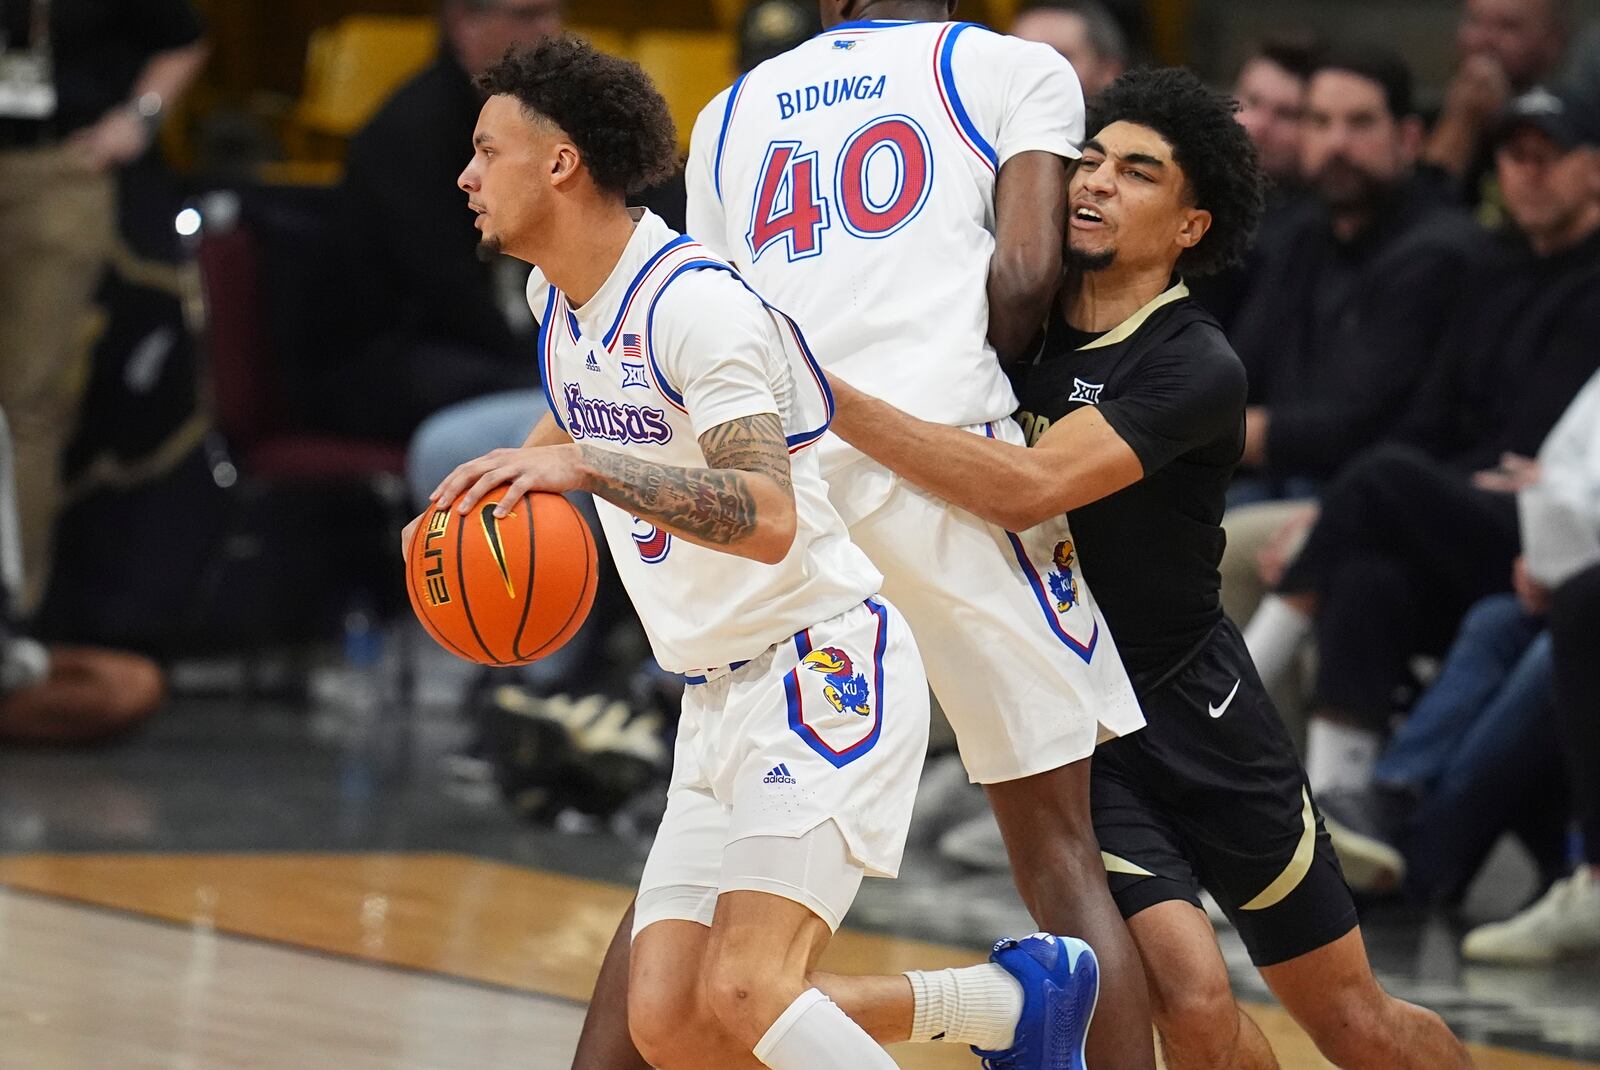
[1014,285,1247,686]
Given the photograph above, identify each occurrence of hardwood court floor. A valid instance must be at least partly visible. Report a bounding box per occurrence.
[1,852,1594,1070]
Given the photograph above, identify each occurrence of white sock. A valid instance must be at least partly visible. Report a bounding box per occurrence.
[1305,717,1382,793]
[904,963,1025,1050]
[1244,595,1312,690]
[753,989,899,1069]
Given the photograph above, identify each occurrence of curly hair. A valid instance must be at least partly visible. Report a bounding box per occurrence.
[1088,67,1265,277]
[476,35,679,197]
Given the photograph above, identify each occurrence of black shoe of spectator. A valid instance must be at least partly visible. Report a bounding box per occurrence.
[479,683,577,822]
[562,691,667,820]
[479,682,668,822]
[1319,784,1416,895]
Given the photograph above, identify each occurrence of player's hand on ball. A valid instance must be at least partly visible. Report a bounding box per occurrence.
[432,445,587,517]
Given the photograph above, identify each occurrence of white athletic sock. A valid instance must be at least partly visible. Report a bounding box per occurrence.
[1305,716,1382,793]
[904,963,1025,1050]
[1244,595,1312,690]
[754,989,899,1069]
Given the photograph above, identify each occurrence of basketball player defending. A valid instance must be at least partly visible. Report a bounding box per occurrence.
[574,3,1157,1068]
[829,69,1473,1070]
[427,38,1100,1070]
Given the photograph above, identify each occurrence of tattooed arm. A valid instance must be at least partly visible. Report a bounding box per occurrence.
[432,412,798,565]
[579,412,797,563]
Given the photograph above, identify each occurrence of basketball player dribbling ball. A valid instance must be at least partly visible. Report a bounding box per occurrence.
[422,37,1102,1070]
[575,2,1159,1067]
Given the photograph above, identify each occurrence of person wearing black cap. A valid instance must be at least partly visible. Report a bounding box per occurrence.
[1250,80,1600,812]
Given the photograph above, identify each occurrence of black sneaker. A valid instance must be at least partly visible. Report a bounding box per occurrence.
[1318,785,1414,894]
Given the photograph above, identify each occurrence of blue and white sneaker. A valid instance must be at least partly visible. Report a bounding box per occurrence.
[973,933,1100,1070]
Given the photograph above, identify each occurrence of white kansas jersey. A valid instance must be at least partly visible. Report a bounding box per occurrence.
[687,18,1085,432]
[531,210,880,673]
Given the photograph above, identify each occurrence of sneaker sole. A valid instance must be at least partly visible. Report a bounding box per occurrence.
[1461,934,1600,966]
[1325,816,1405,893]
[1066,942,1100,1070]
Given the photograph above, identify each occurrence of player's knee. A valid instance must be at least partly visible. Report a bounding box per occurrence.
[1008,833,1101,924]
[1148,966,1237,1048]
[701,944,801,1049]
[1297,983,1395,1064]
[628,981,713,1069]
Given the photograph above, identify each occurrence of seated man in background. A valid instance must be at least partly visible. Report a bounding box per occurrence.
[1228,45,1483,506]
[1246,84,1600,795]
[1317,365,1600,930]
[1010,0,1128,100]
[1187,33,1320,330]
[1219,47,1484,705]
[308,0,563,444]
[1423,0,1572,209]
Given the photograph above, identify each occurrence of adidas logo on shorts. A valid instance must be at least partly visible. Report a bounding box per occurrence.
[763,763,798,785]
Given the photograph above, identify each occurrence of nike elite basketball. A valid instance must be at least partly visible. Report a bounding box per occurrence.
[407,488,598,666]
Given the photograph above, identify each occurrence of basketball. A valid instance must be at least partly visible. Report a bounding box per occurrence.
[406,488,598,666]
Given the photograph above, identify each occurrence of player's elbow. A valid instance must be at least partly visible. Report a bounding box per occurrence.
[991,243,1061,315]
[990,477,1066,533]
[746,493,797,565]
[739,483,796,562]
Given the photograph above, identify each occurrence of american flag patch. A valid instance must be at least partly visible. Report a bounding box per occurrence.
[622,333,644,360]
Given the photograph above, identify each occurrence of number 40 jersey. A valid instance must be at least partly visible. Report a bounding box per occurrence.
[687,18,1085,435]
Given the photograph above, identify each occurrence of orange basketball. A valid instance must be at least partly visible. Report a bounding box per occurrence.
[407,488,598,666]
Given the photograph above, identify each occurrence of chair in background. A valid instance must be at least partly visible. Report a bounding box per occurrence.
[632,30,737,149]
[266,16,439,186]
[180,190,415,707]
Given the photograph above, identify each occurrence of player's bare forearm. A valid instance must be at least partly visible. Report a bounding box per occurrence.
[829,379,1142,531]
[579,412,797,563]
[988,150,1069,364]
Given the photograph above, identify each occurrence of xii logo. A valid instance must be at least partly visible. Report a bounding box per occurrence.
[1069,378,1104,406]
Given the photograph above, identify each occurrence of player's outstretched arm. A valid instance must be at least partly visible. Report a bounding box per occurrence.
[988,150,1069,365]
[579,412,797,563]
[829,378,1142,531]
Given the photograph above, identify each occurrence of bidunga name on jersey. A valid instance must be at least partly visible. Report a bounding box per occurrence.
[687,18,1086,435]
[530,210,881,674]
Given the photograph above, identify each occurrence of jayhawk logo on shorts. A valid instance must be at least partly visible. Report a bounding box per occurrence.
[1047,539,1081,613]
[801,647,871,716]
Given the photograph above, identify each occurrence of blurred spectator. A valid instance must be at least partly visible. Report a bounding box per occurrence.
[0,0,207,616]
[0,407,161,744]
[1458,560,1600,960]
[305,0,563,444]
[736,0,820,72]
[1318,367,1600,939]
[1234,35,1321,186]
[1010,0,1127,99]
[1423,0,1572,204]
[1189,33,1321,328]
[1229,46,1482,502]
[1245,83,1600,795]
